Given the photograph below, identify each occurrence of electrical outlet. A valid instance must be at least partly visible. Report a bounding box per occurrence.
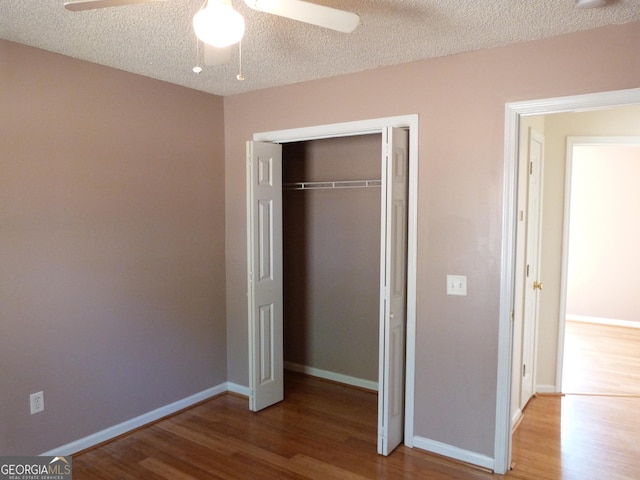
[30,391,44,414]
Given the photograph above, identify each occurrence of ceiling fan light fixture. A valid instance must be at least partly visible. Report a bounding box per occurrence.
[194,0,245,48]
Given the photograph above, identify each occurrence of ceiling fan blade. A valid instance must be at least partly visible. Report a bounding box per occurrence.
[64,0,167,11]
[204,44,232,65]
[244,0,360,33]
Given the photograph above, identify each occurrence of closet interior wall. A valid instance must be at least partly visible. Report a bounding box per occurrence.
[282,134,382,385]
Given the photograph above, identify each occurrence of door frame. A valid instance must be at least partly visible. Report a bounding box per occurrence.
[495,87,640,474]
[251,114,419,447]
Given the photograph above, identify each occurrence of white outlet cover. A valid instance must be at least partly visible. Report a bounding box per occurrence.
[447,275,467,296]
[30,391,44,414]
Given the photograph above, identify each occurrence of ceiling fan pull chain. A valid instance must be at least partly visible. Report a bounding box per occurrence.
[193,34,203,73]
[237,40,245,81]
[192,2,206,74]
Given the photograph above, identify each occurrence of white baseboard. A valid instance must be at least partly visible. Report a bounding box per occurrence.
[535,384,557,394]
[511,408,522,429]
[567,314,640,329]
[226,382,251,397]
[41,383,228,456]
[412,435,494,471]
[284,361,378,392]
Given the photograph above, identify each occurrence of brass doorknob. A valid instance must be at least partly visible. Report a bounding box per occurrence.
[533,281,544,291]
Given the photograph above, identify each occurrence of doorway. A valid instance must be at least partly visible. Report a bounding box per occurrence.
[561,139,640,396]
[247,114,419,455]
[511,112,640,403]
[496,88,640,475]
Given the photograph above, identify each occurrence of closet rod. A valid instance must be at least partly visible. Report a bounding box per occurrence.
[283,179,382,190]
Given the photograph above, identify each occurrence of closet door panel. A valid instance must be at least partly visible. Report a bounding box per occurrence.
[247,141,284,412]
[378,127,409,455]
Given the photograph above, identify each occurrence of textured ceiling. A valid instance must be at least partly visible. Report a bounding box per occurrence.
[1,0,639,96]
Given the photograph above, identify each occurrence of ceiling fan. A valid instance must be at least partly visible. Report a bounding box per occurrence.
[64,0,359,72]
[63,0,360,44]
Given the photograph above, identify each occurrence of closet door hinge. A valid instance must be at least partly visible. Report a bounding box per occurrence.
[384,143,391,159]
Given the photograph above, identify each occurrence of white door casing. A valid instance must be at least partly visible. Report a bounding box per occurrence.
[520,128,544,409]
[377,127,409,455]
[247,141,284,412]
[497,88,640,475]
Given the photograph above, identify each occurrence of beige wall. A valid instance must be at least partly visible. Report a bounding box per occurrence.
[536,106,640,389]
[0,41,227,455]
[224,22,640,458]
[282,135,381,382]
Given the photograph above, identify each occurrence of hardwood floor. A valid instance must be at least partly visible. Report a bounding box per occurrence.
[510,395,640,480]
[562,320,640,395]
[73,369,640,479]
[508,320,640,479]
[73,373,496,479]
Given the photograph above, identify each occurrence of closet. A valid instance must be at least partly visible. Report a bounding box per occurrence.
[247,120,411,455]
[282,134,382,387]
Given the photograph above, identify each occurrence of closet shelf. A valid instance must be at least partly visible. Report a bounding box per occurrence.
[283,179,382,190]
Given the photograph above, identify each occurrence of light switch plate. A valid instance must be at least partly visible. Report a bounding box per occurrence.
[447,275,467,296]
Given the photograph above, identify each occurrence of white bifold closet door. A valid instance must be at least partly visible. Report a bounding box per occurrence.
[377,127,409,455]
[246,128,409,455]
[246,140,284,412]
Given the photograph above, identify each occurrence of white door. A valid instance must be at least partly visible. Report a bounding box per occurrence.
[247,141,284,412]
[377,127,409,455]
[520,128,544,409]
